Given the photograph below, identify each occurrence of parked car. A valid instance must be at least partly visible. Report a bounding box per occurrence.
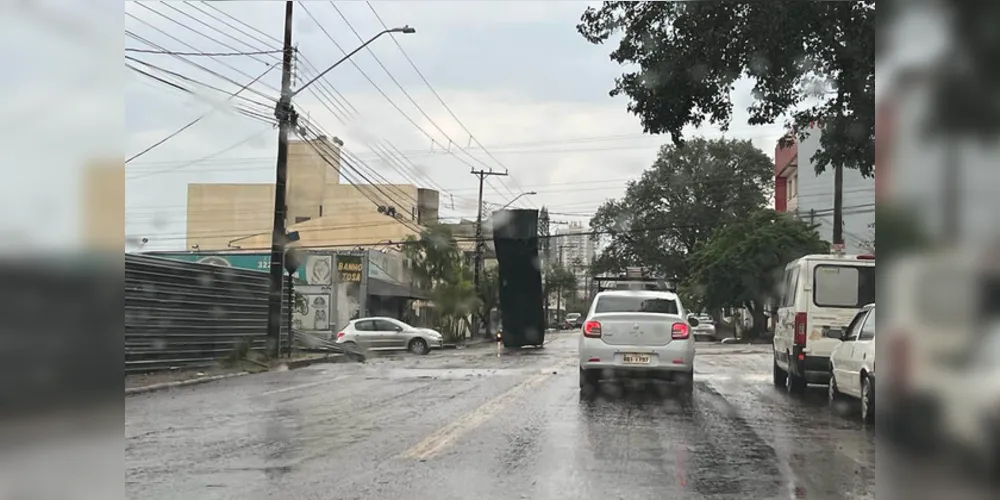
[936,323,1000,477]
[773,253,875,393]
[878,250,1000,475]
[692,314,718,341]
[578,290,698,394]
[565,313,583,330]
[336,317,444,355]
[829,304,877,422]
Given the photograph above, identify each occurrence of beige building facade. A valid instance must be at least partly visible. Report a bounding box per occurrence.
[82,160,125,251]
[186,137,439,251]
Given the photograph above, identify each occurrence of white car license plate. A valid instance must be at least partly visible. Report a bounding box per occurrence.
[622,353,651,365]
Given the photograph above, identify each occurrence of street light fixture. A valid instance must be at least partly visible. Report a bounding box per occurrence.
[292,26,416,98]
[498,191,537,211]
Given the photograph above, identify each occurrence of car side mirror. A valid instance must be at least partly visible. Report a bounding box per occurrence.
[688,316,700,328]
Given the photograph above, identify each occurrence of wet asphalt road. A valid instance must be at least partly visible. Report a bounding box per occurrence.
[126,333,878,500]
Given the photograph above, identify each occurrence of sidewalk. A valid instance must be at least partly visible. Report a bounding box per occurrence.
[125,352,348,396]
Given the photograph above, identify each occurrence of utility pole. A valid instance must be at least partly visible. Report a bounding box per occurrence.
[556,244,565,324]
[261,12,415,355]
[266,1,297,357]
[471,169,507,337]
[832,162,845,247]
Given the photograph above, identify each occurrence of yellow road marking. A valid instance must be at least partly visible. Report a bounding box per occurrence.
[401,370,555,461]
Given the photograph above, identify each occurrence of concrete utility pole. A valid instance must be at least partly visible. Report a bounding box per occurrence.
[266,1,296,357]
[832,162,844,247]
[471,169,508,336]
[264,2,415,355]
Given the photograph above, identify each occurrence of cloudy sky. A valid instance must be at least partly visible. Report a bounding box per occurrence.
[121,1,789,252]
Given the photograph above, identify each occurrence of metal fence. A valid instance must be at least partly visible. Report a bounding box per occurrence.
[125,254,289,374]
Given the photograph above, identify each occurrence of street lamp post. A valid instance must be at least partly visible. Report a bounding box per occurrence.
[497,191,537,211]
[265,1,416,356]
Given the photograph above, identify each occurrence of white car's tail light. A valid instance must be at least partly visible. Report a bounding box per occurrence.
[672,322,691,340]
[583,321,602,338]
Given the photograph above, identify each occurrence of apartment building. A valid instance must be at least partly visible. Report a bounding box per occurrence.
[775,127,876,254]
[555,221,597,298]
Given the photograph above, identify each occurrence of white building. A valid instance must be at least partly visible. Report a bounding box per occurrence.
[555,221,597,298]
[775,127,876,254]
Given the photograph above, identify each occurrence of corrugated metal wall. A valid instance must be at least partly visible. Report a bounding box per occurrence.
[125,254,289,374]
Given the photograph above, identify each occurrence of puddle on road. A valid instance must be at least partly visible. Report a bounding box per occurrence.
[372,367,563,380]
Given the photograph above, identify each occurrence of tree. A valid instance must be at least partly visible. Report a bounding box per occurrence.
[403,225,480,341]
[479,265,501,334]
[545,264,578,318]
[578,1,875,177]
[861,222,875,255]
[590,137,773,281]
[686,209,829,339]
[872,205,930,262]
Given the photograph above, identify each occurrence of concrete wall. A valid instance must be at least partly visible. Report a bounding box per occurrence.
[186,183,275,251]
[286,138,340,225]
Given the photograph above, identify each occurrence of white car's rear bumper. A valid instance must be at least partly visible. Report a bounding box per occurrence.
[579,336,695,373]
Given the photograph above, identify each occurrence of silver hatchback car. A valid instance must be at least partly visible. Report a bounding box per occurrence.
[578,291,699,392]
[336,317,444,355]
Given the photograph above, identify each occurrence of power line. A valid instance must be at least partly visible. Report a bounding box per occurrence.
[126,63,276,164]
[296,2,502,193]
[327,2,518,205]
[126,128,272,181]
[124,47,282,56]
[167,0,436,206]
[125,12,280,99]
[125,61,276,125]
[365,0,532,207]
[124,29,279,105]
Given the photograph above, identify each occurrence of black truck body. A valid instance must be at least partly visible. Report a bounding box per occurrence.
[492,209,545,348]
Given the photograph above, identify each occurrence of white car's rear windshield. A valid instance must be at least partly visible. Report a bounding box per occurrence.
[594,296,679,314]
[813,265,876,308]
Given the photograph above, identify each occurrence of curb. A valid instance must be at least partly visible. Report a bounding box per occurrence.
[126,355,350,396]
[125,372,250,397]
[280,354,348,370]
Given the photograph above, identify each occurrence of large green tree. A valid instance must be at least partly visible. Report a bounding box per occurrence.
[686,209,829,339]
[578,1,875,176]
[590,137,773,281]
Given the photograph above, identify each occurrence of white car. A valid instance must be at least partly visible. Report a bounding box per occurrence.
[578,290,698,393]
[692,315,718,341]
[336,317,444,355]
[829,304,876,422]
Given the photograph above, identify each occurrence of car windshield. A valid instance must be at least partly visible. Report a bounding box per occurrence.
[594,296,679,314]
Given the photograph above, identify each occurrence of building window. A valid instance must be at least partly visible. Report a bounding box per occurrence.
[787,175,797,200]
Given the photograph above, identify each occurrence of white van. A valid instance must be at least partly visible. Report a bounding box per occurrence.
[773,253,876,393]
